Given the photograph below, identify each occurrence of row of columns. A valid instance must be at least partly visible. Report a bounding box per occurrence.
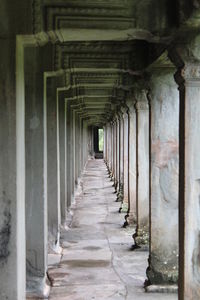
[25,56,91,297]
[0,38,93,299]
[104,48,200,298]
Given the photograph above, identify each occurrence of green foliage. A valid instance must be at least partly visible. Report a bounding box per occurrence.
[98,128,104,152]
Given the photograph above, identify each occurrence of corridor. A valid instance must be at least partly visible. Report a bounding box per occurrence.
[46,160,177,300]
[2,2,200,299]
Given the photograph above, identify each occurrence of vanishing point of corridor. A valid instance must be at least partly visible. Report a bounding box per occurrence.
[46,160,177,300]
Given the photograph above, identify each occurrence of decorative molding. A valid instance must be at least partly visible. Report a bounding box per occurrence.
[33,0,135,33]
[33,0,43,33]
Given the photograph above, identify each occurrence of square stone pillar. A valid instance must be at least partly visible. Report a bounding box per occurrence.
[120,106,129,213]
[66,101,74,208]
[146,55,179,291]
[70,106,75,202]
[78,116,83,175]
[25,46,52,298]
[74,111,79,187]
[175,59,200,299]
[103,126,107,161]
[108,123,112,174]
[117,111,124,202]
[110,122,114,178]
[133,91,149,248]
[125,100,137,226]
[0,3,32,299]
[72,110,77,193]
[46,76,62,254]
[112,118,118,190]
[0,38,26,300]
[116,115,120,194]
[58,92,67,225]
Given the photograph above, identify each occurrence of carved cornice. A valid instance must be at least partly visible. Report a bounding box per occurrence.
[33,0,135,33]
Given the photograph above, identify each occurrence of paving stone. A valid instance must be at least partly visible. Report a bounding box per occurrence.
[48,254,62,267]
[49,284,126,300]
[48,160,177,300]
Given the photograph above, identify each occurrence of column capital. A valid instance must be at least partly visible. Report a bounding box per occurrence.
[126,100,136,115]
[116,110,123,120]
[109,120,114,127]
[169,42,200,87]
[135,100,149,111]
[135,90,149,111]
[181,63,200,82]
[113,114,119,123]
[120,105,128,118]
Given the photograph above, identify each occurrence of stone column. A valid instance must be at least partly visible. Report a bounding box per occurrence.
[133,91,149,248]
[113,117,118,191]
[66,100,74,207]
[103,126,107,161]
[0,3,32,299]
[120,106,129,213]
[117,111,124,202]
[108,123,112,174]
[146,54,179,291]
[110,122,114,178]
[105,125,108,164]
[116,113,121,195]
[0,38,25,300]
[112,119,117,189]
[71,108,76,201]
[82,120,87,168]
[58,92,67,225]
[25,47,52,298]
[125,100,137,226]
[78,116,83,176]
[173,50,200,299]
[46,76,61,254]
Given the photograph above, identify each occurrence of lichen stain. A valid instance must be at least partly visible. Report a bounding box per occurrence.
[152,139,178,168]
[0,191,11,263]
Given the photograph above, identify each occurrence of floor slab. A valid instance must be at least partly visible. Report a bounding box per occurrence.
[28,159,178,300]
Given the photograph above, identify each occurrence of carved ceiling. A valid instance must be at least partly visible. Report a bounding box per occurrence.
[32,0,200,126]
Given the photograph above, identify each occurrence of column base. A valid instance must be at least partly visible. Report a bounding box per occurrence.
[112,180,118,193]
[110,173,114,182]
[146,253,178,286]
[145,284,178,293]
[119,202,128,213]
[26,275,50,299]
[133,227,149,250]
[123,213,136,227]
[48,231,62,254]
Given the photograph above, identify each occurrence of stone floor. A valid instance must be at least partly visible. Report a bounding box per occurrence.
[36,159,178,300]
